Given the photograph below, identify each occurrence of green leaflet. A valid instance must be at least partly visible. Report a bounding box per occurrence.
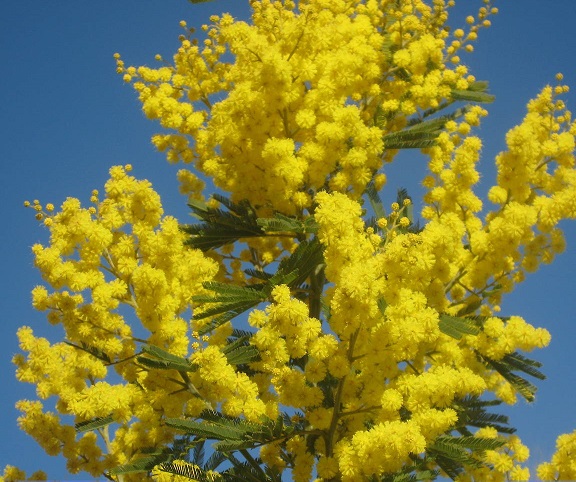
[194,239,324,334]
[427,435,505,478]
[479,351,545,402]
[138,344,198,372]
[451,89,495,103]
[451,80,495,103]
[378,80,494,150]
[439,435,506,452]
[156,462,222,482]
[381,107,467,149]
[274,238,324,289]
[183,195,264,251]
[197,303,259,336]
[64,340,111,364]
[365,179,387,220]
[154,439,228,481]
[184,194,319,251]
[166,410,295,456]
[166,418,253,441]
[108,456,163,476]
[381,469,440,482]
[383,129,440,149]
[223,345,260,366]
[450,90,496,104]
[212,439,260,451]
[377,297,388,316]
[453,395,515,435]
[438,314,481,339]
[75,415,114,433]
[194,282,267,304]
[108,445,188,476]
[257,213,318,235]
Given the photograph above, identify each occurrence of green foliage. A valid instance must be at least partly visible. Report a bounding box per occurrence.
[479,351,545,402]
[427,434,504,478]
[183,195,265,251]
[156,462,223,482]
[193,238,324,335]
[64,340,111,365]
[451,81,495,103]
[453,396,516,435]
[221,334,260,366]
[108,445,193,476]
[138,344,199,372]
[438,314,481,339]
[75,415,114,433]
[257,213,318,235]
[383,129,441,149]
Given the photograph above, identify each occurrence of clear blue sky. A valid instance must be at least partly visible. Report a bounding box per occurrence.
[1,1,575,480]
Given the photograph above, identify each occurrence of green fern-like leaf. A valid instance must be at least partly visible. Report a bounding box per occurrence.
[156,462,222,481]
[223,345,260,366]
[165,418,250,441]
[137,344,197,372]
[382,106,470,150]
[426,434,506,479]
[75,415,114,433]
[453,396,515,435]
[220,459,275,482]
[212,439,259,452]
[381,468,440,482]
[365,179,387,220]
[197,304,258,336]
[194,282,267,304]
[501,352,545,380]
[479,351,544,402]
[243,268,273,281]
[183,195,265,251]
[449,435,506,451]
[257,213,318,235]
[65,340,111,364]
[451,81,495,103]
[166,410,268,445]
[194,240,324,334]
[194,282,266,335]
[439,314,481,339]
[274,238,324,289]
[108,452,172,476]
[204,450,228,472]
[383,129,440,149]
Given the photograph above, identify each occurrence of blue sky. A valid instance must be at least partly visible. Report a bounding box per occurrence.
[1,1,576,479]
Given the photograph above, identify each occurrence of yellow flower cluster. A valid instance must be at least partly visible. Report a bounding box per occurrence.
[117,0,483,214]
[310,185,557,478]
[0,465,46,482]
[14,166,221,479]
[537,429,576,480]
[423,80,576,313]
[11,0,576,480]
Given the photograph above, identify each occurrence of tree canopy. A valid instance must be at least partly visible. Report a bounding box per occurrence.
[3,1,576,481]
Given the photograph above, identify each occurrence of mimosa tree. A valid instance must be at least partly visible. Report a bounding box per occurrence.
[4,0,576,481]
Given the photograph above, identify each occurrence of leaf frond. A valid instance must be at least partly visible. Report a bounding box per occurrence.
[479,351,544,402]
[183,195,264,251]
[75,415,114,433]
[156,462,223,481]
[439,314,481,339]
